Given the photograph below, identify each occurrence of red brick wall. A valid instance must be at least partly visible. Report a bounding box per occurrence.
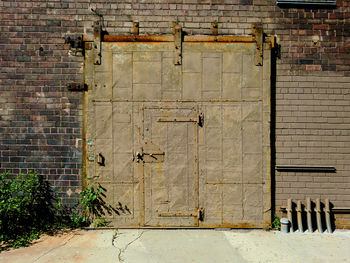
[0,0,349,225]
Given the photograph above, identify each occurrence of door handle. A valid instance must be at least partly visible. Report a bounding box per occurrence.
[97,152,105,166]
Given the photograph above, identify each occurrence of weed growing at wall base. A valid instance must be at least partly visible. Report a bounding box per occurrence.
[272,215,281,231]
[79,180,108,227]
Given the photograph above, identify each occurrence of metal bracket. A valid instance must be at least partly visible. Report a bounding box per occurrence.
[93,21,102,65]
[211,22,218,36]
[252,24,264,66]
[277,0,336,8]
[88,153,95,161]
[133,22,139,36]
[157,116,198,122]
[157,113,203,126]
[65,34,84,56]
[158,208,204,221]
[67,83,87,92]
[173,24,182,65]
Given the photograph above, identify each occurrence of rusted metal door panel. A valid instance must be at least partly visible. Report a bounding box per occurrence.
[84,39,271,228]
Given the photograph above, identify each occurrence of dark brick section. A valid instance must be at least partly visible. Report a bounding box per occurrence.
[0,0,84,206]
[0,0,350,226]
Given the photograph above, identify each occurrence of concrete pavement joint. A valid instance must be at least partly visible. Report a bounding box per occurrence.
[113,230,147,262]
[32,232,77,263]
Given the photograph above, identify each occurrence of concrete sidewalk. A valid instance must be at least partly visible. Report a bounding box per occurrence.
[1,229,349,263]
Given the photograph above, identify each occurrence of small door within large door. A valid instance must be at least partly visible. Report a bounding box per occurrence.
[141,106,200,227]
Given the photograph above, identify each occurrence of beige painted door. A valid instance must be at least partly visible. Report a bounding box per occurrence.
[84,41,271,228]
[141,106,199,227]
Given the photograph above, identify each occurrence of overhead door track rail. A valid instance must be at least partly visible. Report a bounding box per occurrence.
[85,34,257,43]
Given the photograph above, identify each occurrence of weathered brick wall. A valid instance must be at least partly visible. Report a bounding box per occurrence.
[0,0,85,206]
[0,0,349,226]
[273,1,350,228]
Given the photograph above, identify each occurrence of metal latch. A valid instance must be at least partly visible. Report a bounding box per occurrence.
[133,151,165,163]
[134,151,143,163]
[143,152,165,163]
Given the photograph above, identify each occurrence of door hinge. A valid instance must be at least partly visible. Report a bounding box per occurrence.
[198,113,204,127]
[198,207,205,221]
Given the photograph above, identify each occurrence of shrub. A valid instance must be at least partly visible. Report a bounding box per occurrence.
[0,171,108,249]
[0,171,56,248]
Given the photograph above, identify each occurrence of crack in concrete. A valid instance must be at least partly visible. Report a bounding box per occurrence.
[112,230,119,247]
[32,233,77,263]
[113,230,147,262]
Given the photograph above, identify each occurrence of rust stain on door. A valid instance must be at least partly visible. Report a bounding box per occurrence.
[83,36,272,228]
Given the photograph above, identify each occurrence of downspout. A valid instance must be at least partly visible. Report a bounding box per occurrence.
[296,201,303,232]
[287,198,294,232]
[306,197,313,233]
[325,199,333,233]
[316,198,323,233]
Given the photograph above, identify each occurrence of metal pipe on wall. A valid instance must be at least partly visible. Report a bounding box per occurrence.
[287,198,293,232]
[316,198,323,233]
[325,199,333,233]
[297,200,303,232]
[306,197,313,233]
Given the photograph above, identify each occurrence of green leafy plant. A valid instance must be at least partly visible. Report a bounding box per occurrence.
[12,231,41,248]
[272,215,281,230]
[0,171,110,250]
[79,182,106,226]
[69,214,89,228]
[80,184,104,212]
[0,171,56,248]
[93,217,107,228]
